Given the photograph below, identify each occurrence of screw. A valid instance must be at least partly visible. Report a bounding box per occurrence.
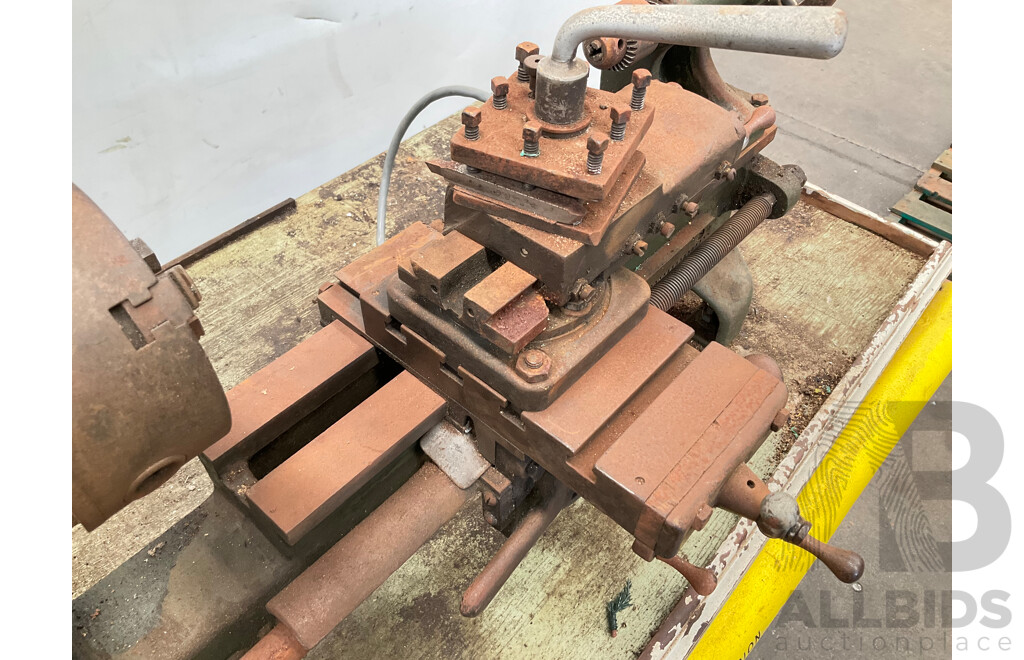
[659,221,675,239]
[631,240,648,257]
[491,76,509,110]
[522,121,541,157]
[515,41,540,83]
[609,104,631,141]
[587,132,610,175]
[461,106,481,141]
[751,93,769,107]
[630,68,652,111]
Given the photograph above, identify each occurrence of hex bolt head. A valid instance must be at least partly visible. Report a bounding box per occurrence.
[522,121,542,157]
[751,93,770,107]
[461,106,482,140]
[630,68,653,111]
[609,104,631,141]
[515,349,551,383]
[491,76,510,110]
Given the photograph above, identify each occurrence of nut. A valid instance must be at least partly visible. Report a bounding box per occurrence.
[515,41,540,64]
[587,132,610,155]
[631,68,653,89]
[515,349,551,383]
[490,76,509,97]
[610,104,632,125]
[751,93,770,107]
[659,221,675,239]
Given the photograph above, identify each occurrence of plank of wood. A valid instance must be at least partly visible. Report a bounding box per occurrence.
[802,183,937,257]
[916,168,953,207]
[892,192,953,240]
[933,148,952,177]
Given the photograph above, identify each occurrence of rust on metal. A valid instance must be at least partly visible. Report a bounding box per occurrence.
[72,185,230,530]
[658,555,718,597]
[461,477,576,617]
[245,371,445,545]
[202,320,378,469]
[265,463,474,650]
[242,622,307,660]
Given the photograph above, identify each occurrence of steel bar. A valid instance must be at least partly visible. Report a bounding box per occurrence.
[254,463,475,652]
[461,478,576,617]
[550,5,848,63]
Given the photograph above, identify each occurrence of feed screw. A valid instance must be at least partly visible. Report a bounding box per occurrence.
[522,122,542,157]
[515,42,540,83]
[630,68,653,111]
[609,104,631,141]
[491,76,509,110]
[587,132,610,175]
[461,106,482,141]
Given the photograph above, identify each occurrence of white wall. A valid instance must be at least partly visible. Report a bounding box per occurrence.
[73,0,594,260]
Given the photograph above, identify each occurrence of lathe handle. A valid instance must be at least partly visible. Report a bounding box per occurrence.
[798,532,865,584]
[550,5,848,63]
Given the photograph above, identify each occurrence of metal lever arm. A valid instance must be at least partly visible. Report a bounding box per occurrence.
[716,464,865,584]
[550,4,848,63]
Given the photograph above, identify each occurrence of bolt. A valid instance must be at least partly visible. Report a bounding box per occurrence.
[609,104,631,141]
[630,68,652,111]
[631,240,648,257]
[491,76,509,110]
[461,106,481,141]
[483,492,498,507]
[523,349,546,369]
[586,132,610,175]
[515,41,540,82]
[522,121,541,157]
[484,512,498,526]
[659,221,675,239]
[515,348,551,383]
[715,161,737,181]
[682,201,699,217]
[751,93,770,107]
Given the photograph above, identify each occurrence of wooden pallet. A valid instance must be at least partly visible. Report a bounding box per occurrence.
[891,148,952,240]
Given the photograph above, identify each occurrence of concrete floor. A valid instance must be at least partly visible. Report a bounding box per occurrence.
[718,1,953,657]
[715,0,952,214]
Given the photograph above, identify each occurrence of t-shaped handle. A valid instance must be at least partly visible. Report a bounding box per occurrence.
[715,464,865,584]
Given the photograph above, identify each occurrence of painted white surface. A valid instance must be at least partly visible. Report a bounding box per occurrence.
[73,0,593,260]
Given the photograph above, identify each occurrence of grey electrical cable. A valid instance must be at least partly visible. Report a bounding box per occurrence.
[376,86,489,245]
